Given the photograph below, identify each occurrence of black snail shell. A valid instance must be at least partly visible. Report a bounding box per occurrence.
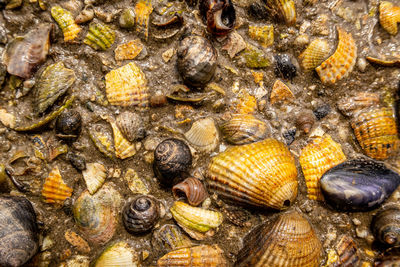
[177,35,217,88]
[371,204,400,247]
[199,0,236,36]
[0,196,39,267]
[122,195,160,234]
[274,54,297,80]
[55,110,82,141]
[154,138,192,186]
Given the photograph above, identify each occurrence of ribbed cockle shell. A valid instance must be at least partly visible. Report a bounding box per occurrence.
[269,79,295,105]
[82,163,107,195]
[84,22,115,50]
[299,39,331,70]
[109,119,136,159]
[379,1,400,35]
[42,166,73,204]
[51,6,81,42]
[184,118,219,153]
[94,241,139,267]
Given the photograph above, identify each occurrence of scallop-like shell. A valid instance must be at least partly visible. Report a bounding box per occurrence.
[134,0,153,40]
[184,118,219,153]
[152,224,193,254]
[109,119,136,159]
[42,166,73,204]
[172,177,208,206]
[116,111,146,142]
[379,1,400,35]
[170,201,223,240]
[105,62,149,107]
[220,114,269,145]
[236,211,322,267]
[316,28,357,84]
[35,62,76,114]
[73,183,122,244]
[299,134,346,200]
[207,138,298,210]
[84,22,115,50]
[94,241,139,267]
[51,6,81,42]
[371,204,400,247]
[299,39,331,70]
[82,163,107,195]
[270,79,295,105]
[157,245,227,267]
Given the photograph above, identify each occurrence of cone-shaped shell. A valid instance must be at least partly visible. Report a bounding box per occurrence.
[172,177,208,206]
[51,6,81,42]
[207,139,298,210]
[94,241,139,267]
[299,134,346,200]
[157,245,227,267]
[236,211,322,267]
[84,22,115,51]
[110,119,136,159]
[42,166,73,204]
[105,62,149,107]
[270,79,295,105]
[82,163,107,195]
[134,0,153,40]
[299,39,331,70]
[184,118,219,153]
[316,28,357,84]
[379,1,400,35]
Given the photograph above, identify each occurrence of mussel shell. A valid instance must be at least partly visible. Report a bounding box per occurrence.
[320,158,400,211]
[199,0,236,36]
[55,110,82,141]
[371,204,400,247]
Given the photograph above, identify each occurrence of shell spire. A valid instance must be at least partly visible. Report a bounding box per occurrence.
[42,166,73,204]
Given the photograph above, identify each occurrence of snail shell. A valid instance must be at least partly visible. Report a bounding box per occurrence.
[177,35,217,87]
[55,110,82,141]
[122,195,160,234]
[371,204,400,247]
[199,0,236,36]
[172,177,208,206]
[295,110,315,134]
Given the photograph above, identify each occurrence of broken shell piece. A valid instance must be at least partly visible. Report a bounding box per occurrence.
[184,118,219,153]
[248,24,274,47]
[82,163,107,195]
[0,109,16,128]
[222,31,246,58]
[88,124,115,159]
[299,39,331,70]
[94,241,139,267]
[42,167,73,204]
[366,56,400,67]
[109,119,136,159]
[379,1,400,35]
[64,230,91,254]
[114,39,144,61]
[51,6,81,42]
[270,79,294,105]
[84,22,115,50]
[134,0,153,40]
[124,168,150,194]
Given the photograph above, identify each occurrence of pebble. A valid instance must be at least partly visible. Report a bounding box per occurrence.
[119,8,135,29]
[352,218,362,226]
[356,227,369,239]
[357,57,368,72]
[294,34,309,47]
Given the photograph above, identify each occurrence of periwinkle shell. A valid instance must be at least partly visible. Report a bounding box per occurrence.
[122,195,159,234]
[371,204,400,247]
[0,196,38,267]
[55,110,82,141]
[320,158,400,211]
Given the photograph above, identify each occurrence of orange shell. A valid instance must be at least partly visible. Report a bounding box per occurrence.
[316,28,357,84]
[299,39,331,70]
[379,1,400,35]
[114,39,144,61]
[135,0,153,40]
[299,134,346,200]
[207,139,298,210]
[270,79,294,105]
[42,167,73,204]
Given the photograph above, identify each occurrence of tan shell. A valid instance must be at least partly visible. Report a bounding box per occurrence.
[82,163,107,195]
[94,241,138,267]
[184,118,219,153]
[379,1,400,35]
[109,119,136,159]
[248,24,274,47]
[270,79,295,105]
[42,167,73,204]
[337,92,380,117]
[299,39,331,70]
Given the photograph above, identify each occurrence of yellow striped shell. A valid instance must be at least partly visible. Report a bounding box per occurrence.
[42,166,73,204]
[299,134,346,200]
[207,139,298,210]
[299,39,331,70]
[105,62,149,107]
[109,119,136,159]
[94,241,138,267]
[84,22,115,51]
[51,6,81,42]
[379,1,400,35]
[184,118,219,153]
[316,28,357,84]
[82,163,107,195]
[134,0,153,40]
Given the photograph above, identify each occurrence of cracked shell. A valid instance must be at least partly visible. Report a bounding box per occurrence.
[51,6,81,42]
[299,39,331,70]
[42,166,73,204]
[379,1,400,35]
[84,22,115,50]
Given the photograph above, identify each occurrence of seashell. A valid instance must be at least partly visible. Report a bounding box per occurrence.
[170,201,223,240]
[5,0,22,9]
[184,118,219,153]
[366,55,400,67]
[274,54,297,80]
[2,24,51,79]
[67,152,86,171]
[105,62,149,107]
[114,39,144,61]
[150,94,168,107]
[295,110,316,134]
[316,27,357,84]
[379,1,400,35]
[75,6,94,24]
[371,204,400,247]
[64,230,91,254]
[219,204,250,227]
[333,235,360,266]
[264,0,296,25]
[157,245,227,267]
[73,182,122,244]
[242,43,271,68]
[94,241,139,267]
[207,138,298,210]
[0,196,38,267]
[248,24,274,47]
[337,92,380,117]
[88,124,115,159]
[35,62,76,114]
[234,89,257,114]
[172,177,208,206]
[134,0,153,40]
[299,39,331,70]
[270,79,294,105]
[60,255,90,267]
[236,211,322,267]
[42,167,73,204]
[299,134,346,200]
[109,119,136,159]
[152,224,193,254]
[55,110,82,141]
[199,0,236,36]
[320,158,400,211]
[51,6,81,42]
[124,168,150,194]
[122,195,160,234]
[220,114,269,145]
[116,111,146,142]
[153,138,192,186]
[177,35,217,88]
[119,8,136,29]
[82,163,107,195]
[84,21,115,50]
[374,248,400,266]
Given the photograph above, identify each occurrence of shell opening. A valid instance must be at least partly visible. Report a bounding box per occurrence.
[283,200,291,207]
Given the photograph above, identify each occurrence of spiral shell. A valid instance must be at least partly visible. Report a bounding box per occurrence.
[184,118,219,153]
[334,235,360,266]
[295,110,315,134]
[157,245,227,267]
[299,134,346,200]
[82,163,107,195]
[236,211,322,267]
[122,195,160,234]
[379,1,400,35]
[51,6,81,42]
[84,22,115,50]
[94,241,139,267]
[55,110,82,141]
[316,27,357,84]
[109,119,136,159]
[0,196,38,267]
[134,0,153,40]
[42,166,73,204]
[207,139,298,210]
[172,177,208,206]
[116,111,146,142]
[152,224,193,254]
[299,39,331,70]
[371,204,400,247]
[199,0,236,36]
[270,79,295,105]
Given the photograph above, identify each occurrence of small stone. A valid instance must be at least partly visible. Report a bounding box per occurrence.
[283,128,296,145]
[355,227,368,239]
[222,31,247,58]
[294,34,309,47]
[352,218,361,226]
[64,230,90,254]
[41,236,54,251]
[0,109,16,128]
[119,8,135,28]
[114,39,144,61]
[162,48,175,63]
[313,104,331,120]
[357,57,368,72]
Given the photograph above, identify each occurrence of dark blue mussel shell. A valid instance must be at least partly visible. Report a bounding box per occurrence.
[320,158,400,211]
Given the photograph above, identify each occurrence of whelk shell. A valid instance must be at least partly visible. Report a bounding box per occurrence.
[379,1,400,35]
[316,27,357,84]
[207,138,298,210]
[109,119,136,159]
[299,39,331,70]
[172,177,208,206]
[299,134,346,200]
[84,22,115,50]
[42,166,73,204]
[51,6,81,42]
[184,117,219,153]
[134,0,153,40]
[264,0,296,25]
[82,163,107,195]
[94,241,139,267]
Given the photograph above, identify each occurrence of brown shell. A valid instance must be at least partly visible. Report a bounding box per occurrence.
[172,177,208,206]
[333,235,360,267]
[295,110,315,134]
[236,211,322,267]
[270,79,295,105]
[379,1,400,35]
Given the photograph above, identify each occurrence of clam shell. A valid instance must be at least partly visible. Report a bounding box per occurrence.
[152,224,193,254]
[299,134,346,200]
[116,111,146,142]
[379,1,400,35]
[172,177,208,206]
[134,0,153,41]
[316,27,357,84]
[42,166,73,204]
[105,62,149,107]
[236,211,322,267]
[320,158,400,211]
[82,163,107,195]
[299,39,331,70]
[157,245,227,267]
[51,6,81,42]
[270,79,295,105]
[84,22,115,50]
[207,138,298,210]
[94,241,139,267]
[371,204,400,247]
[184,118,219,153]
[34,62,76,114]
[110,119,136,159]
